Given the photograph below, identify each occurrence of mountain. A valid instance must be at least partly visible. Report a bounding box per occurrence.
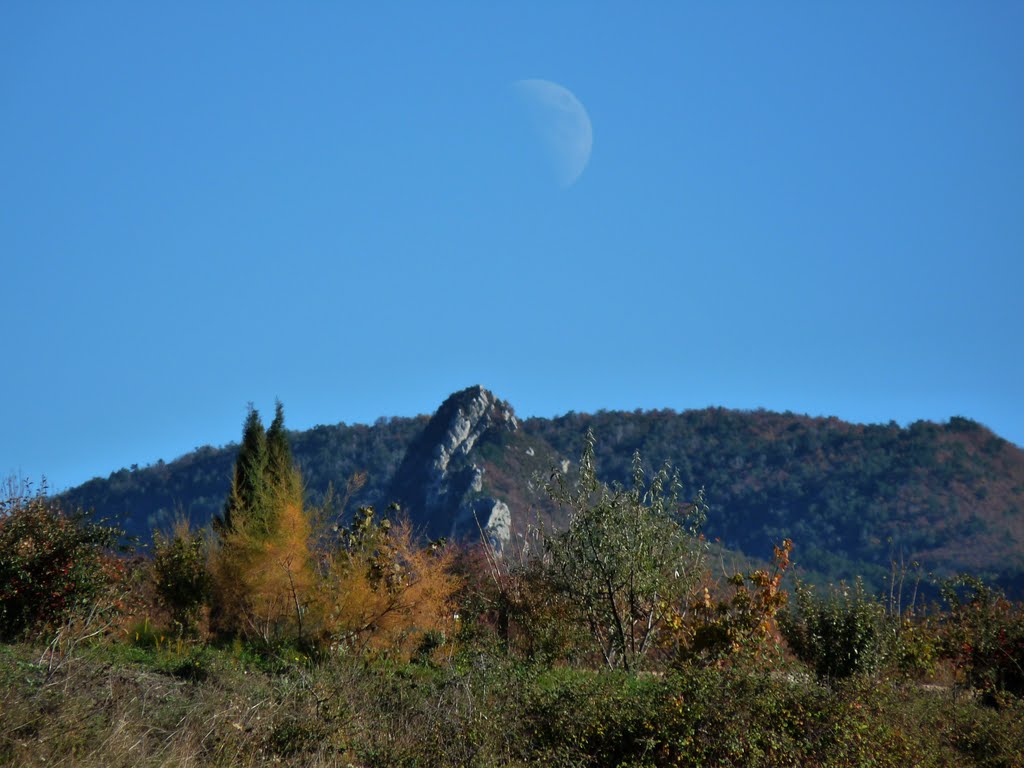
[385,386,560,554]
[524,409,1024,594]
[59,386,1024,596]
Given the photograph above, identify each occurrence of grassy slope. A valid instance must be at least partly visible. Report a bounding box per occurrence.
[2,641,1023,768]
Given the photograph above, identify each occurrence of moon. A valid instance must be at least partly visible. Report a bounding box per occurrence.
[513,79,593,187]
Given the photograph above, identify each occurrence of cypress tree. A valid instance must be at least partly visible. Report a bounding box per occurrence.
[220,404,268,535]
[265,399,300,507]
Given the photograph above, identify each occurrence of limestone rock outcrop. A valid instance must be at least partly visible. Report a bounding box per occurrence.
[386,385,518,553]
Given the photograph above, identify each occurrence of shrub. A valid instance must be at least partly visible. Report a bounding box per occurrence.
[458,529,592,665]
[504,552,593,664]
[779,578,884,682]
[673,539,793,666]
[0,479,121,640]
[881,614,940,681]
[521,666,669,766]
[939,576,1024,700]
[152,518,210,637]
[540,431,707,671]
[318,506,461,660]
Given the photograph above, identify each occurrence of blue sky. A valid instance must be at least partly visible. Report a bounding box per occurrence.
[3,3,1023,492]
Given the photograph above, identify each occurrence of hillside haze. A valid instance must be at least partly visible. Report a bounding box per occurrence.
[61,386,1024,595]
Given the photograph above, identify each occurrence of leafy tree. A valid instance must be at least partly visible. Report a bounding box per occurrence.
[0,479,121,640]
[542,430,707,670]
[151,517,210,637]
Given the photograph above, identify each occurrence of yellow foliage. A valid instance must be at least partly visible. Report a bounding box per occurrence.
[211,491,316,645]
[319,519,461,660]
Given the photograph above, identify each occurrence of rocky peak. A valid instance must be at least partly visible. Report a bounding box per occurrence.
[387,386,518,552]
[429,385,517,473]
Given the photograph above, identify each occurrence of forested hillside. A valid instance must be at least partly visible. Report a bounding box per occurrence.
[62,415,428,543]
[60,390,1024,594]
[524,410,1024,592]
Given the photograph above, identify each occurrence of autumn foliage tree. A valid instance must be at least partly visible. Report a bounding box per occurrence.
[211,402,315,645]
[318,505,460,660]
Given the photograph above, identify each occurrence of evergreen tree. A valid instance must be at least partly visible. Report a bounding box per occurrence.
[266,399,301,509]
[220,405,269,535]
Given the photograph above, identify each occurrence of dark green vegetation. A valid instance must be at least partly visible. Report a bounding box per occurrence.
[61,389,1024,596]
[5,406,1024,766]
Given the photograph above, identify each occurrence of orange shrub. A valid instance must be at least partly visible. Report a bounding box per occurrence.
[319,508,461,660]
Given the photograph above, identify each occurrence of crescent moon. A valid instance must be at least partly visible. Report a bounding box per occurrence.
[513,79,593,187]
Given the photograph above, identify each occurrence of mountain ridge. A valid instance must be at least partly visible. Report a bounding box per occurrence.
[59,387,1024,596]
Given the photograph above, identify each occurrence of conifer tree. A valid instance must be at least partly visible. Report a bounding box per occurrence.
[220,405,268,535]
[265,399,301,509]
[211,400,315,643]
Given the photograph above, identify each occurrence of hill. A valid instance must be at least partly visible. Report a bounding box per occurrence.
[59,386,1024,595]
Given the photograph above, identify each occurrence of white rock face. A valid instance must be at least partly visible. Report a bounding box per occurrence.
[432,390,494,475]
[410,386,519,551]
[469,465,483,493]
[482,500,512,556]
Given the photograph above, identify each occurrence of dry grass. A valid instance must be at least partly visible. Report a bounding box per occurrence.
[2,640,1023,768]
[0,643,352,767]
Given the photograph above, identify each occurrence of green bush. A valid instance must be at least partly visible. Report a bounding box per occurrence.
[779,579,884,682]
[0,480,121,640]
[515,666,922,767]
[540,431,707,671]
[882,615,940,681]
[521,667,667,766]
[152,518,210,637]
